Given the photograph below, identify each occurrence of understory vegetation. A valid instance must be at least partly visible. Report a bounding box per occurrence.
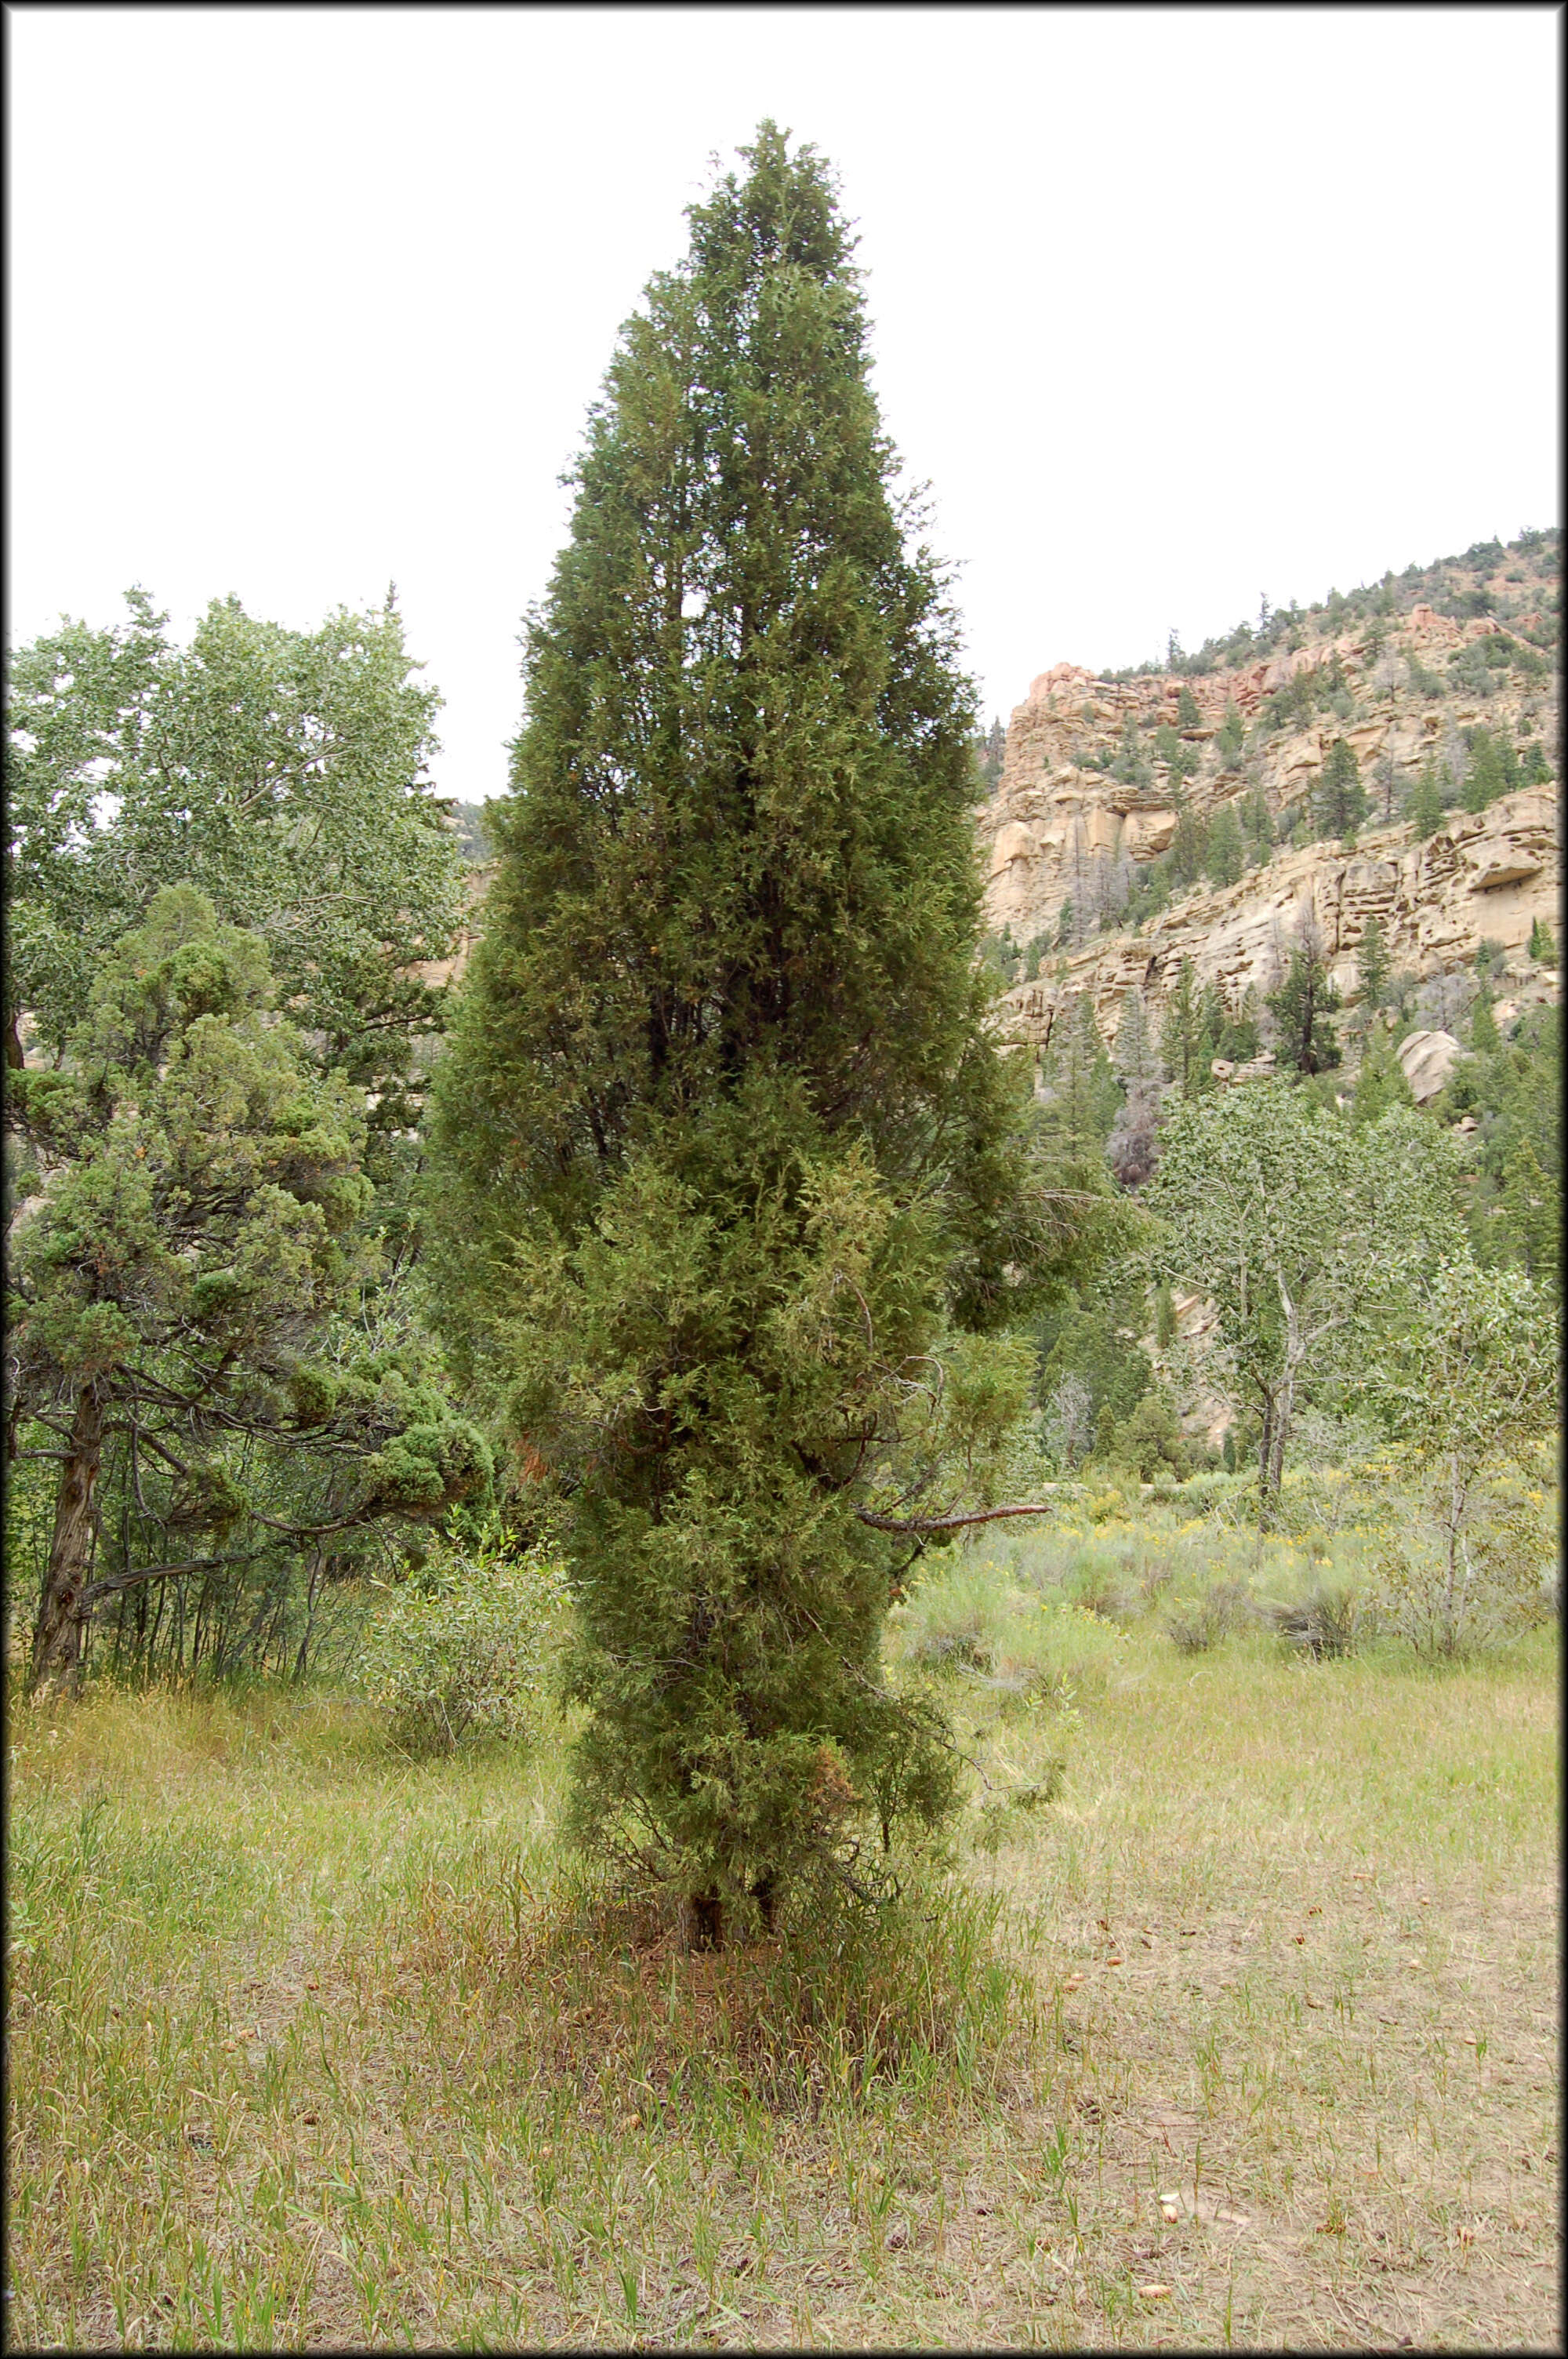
[8,1504,1558,2348]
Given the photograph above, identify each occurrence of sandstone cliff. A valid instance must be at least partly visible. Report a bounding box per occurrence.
[995,787,1559,1051]
[980,533,1561,1051]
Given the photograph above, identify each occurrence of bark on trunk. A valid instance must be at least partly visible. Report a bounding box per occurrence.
[1257,1399,1277,1528]
[686,1888,724,1951]
[29,1387,105,1697]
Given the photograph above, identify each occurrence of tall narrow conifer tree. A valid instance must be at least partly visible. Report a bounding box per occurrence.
[423,129,1108,1941]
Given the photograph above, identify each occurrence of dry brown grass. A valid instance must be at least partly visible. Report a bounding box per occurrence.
[6,1621,1559,2349]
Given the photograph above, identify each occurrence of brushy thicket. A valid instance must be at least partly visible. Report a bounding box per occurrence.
[887,1451,1557,1690]
[352,1532,568,1754]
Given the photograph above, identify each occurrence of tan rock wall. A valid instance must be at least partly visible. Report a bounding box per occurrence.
[981,613,1557,951]
[981,605,1559,1045]
[994,789,1560,1050]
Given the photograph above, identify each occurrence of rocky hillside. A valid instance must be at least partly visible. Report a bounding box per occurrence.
[980,527,1561,1056]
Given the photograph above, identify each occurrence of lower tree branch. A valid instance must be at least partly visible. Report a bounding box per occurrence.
[856,1494,1073,1536]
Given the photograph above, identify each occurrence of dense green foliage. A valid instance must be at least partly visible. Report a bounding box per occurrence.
[1144,1081,1465,1520]
[421,128,1116,1939]
[6,890,489,1691]
[1267,925,1343,1076]
[5,588,464,1127]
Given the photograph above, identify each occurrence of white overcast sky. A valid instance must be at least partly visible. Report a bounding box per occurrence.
[7,5,1560,801]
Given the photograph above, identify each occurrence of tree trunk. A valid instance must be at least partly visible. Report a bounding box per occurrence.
[30,1387,106,1697]
[686,1887,724,1951]
[1257,1398,1277,1529]
[5,1009,25,1071]
[1267,1394,1291,1502]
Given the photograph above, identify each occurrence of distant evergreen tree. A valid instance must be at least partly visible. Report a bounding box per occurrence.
[1409,758,1446,840]
[1266,922,1342,1075]
[1160,958,1211,1096]
[1528,914,1558,965]
[974,716,1007,795]
[1039,993,1120,1158]
[1356,914,1391,1011]
[1313,736,1368,838]
[1215,700,1247,769]
[1167,795,1209,888]
[1214,987,1262,1065]
[1240,777,1274,854]
[1371,752,1401,823]
[1111,714,1152,789]
[1035,1273,1154,1444]
[1112,988,1161,1088]
[1495,729,1521,795]
[1175,684,1203,729]
[1204,804,1245,888]
[1468,988,1501,1055]
[1350,1027,1414,1125]
[1198,980,1227,1063]
[1461,726,1507,812]
[1497,1136,1559,1288]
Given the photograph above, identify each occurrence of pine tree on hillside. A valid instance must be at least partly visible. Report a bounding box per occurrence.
[1204,803,1245,888]
[1355,914,1391,1012]
[1112,988,1161,1089]
[1409,757,1446,840]
[1168,794,1209,887]
[1267,919,1342,1075]
[422,128,1115,1945]
[1461,726,1507,813]
[1240,776,1274,854]
[1371,752,1401,823]
[1313,737,1368,839]
[1215,700,1247,769]
[1160,957,1211,1096]
[1038,994,1120,1161]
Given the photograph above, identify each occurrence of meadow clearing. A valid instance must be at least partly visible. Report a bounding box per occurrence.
[6,1504,1559,2351]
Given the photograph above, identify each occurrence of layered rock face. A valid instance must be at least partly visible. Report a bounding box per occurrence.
[980,592,1560,1052]
[995,788,1559,1051]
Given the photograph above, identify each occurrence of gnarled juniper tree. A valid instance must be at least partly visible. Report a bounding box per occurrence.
[7,887,491,1695]
[424,127,1116,1943]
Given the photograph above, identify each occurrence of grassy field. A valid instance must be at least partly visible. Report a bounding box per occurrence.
[6,1525,1560,2350]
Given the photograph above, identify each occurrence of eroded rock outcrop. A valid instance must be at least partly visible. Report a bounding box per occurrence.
[981,595,1560,1049]
[993,789,1560,1050]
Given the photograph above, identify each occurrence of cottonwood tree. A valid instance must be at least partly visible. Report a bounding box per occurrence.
[6,889,490,1694]
[1356,1258,1556,1654]
[1143,1081,1465,1525]
[423,126,1120,1944]
[5,588,463,1133]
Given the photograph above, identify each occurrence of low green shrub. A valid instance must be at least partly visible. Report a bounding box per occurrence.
[1163,1576,1254,1655]
[354,1536,567,1754]
[1267,1584,1367,1659]
[1369,1475,1555,1659]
